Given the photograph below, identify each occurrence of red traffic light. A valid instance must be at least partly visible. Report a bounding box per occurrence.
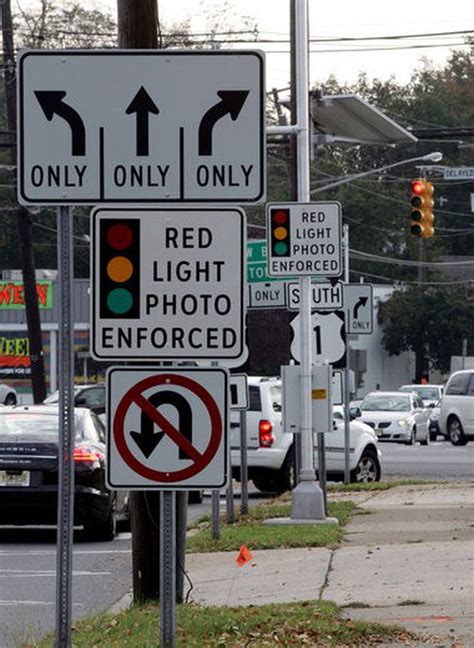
[411,180,424,195]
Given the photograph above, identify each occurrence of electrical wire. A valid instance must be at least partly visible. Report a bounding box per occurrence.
[350,268,474,286]
[350,248,474,267]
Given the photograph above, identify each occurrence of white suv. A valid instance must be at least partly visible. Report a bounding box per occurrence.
[439,369,474,446]
[230,377,382,493]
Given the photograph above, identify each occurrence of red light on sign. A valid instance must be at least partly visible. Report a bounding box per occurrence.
[107,223,134,250]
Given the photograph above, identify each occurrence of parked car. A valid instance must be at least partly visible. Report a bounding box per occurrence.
[44,385,202,504]
[0,405,128,539]
[351,391,429,445]
[439,369,474,446]
[0,383,17,406]
[427,401,445,441]
[230,377,382,493]
[398,384,443,408]
[44,384,105,415]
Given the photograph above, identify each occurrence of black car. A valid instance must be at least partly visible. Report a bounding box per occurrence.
[0,405,128,540]
[44,384,106,415]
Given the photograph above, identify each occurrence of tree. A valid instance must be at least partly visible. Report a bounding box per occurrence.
[378,285,474,381]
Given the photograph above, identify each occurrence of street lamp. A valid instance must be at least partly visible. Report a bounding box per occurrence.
[311,152,443,194]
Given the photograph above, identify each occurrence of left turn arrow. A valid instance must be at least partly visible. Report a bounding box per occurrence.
[34,91,86,156]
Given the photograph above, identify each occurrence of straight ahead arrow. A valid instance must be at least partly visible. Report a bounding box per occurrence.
[198,90,249,156]
[125,86,160,156]
[34,91,86,156]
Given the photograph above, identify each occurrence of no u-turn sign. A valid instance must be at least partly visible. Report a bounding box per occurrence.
[107,367,228,490]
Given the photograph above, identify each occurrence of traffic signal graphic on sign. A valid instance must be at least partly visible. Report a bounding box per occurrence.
[410,179,434,239]
[269,207,291,257]
[100,219,140,318]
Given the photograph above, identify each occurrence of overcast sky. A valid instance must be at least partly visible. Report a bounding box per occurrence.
[20,0,473,91]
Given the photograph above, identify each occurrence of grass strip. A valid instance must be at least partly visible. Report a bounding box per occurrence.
[328,478,443,492]
[33,600,414,647]
[186,500,356,553]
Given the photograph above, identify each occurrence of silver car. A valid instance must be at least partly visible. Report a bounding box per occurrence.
[352,391,429,445]
[0,383,17,406]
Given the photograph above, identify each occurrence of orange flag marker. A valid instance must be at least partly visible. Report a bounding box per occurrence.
[236,544,253,567]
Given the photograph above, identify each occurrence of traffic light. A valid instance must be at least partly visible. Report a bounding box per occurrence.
[269,207,291,256]
[99,219,140,318]
[410,179,434,238]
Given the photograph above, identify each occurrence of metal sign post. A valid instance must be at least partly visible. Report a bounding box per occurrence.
[160,491,176,648]
[55,206,74,648]
[291,0,325,520]
[343,225,351,484]
[211,490,220,539]
[239,409,249,515]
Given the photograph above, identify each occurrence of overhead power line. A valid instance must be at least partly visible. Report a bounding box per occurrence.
[350,248,474,267]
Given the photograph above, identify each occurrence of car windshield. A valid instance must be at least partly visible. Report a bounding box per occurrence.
[400,386,439,400]
[361,395,410,412]
[44,387,83,404]
[0,412,83,439]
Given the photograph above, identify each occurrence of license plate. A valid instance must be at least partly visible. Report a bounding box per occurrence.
[0,471,30,487]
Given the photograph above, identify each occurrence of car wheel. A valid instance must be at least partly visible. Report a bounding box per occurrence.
[188,490,203,504]
[350,448,381,483]
[253,472,280,493]
[84,498,117,541]
[448,417,468,446]
[405,428,415,446]
[4,393,16,405]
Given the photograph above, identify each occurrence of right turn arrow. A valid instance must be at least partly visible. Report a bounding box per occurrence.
[353,296,368,319]
[198,90,249,156]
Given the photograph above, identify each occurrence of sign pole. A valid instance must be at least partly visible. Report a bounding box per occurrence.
[211,490,220,539]
[225,476,235,523]
[55,206,74,648]
[343,224,351,484]
[291,0,325,520]
[239,409,249,515]
[160,491,176,648]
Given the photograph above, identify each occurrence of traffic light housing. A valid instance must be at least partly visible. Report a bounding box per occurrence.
[410,179,434,238]
[99,218,140,318]
[269,207,291,256]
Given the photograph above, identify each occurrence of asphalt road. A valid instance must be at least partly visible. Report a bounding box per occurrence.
[378,438,474,480]
[0,440,472,647]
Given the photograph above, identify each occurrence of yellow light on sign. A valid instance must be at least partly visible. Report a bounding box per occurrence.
[312,389,327,400]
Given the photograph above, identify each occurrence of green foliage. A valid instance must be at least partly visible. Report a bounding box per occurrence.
[186,500,356,552]
[378,285,474,374]
[35,600,410,647]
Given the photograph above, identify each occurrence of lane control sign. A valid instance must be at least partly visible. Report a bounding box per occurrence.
[91,207,246,361]
[106,367,228,490]
[266,202,342,277]
[18,50,265,205]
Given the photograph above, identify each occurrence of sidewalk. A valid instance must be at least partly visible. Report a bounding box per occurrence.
[186,483,474,646]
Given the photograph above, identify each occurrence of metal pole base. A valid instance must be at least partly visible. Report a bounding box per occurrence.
[291,479,326,520]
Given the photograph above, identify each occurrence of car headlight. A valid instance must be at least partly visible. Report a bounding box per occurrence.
[397,419,409,427]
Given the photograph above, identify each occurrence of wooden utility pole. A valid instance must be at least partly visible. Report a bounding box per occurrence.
[1,0,47,403]
[117,0,159,48]
[116,0,186,605]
